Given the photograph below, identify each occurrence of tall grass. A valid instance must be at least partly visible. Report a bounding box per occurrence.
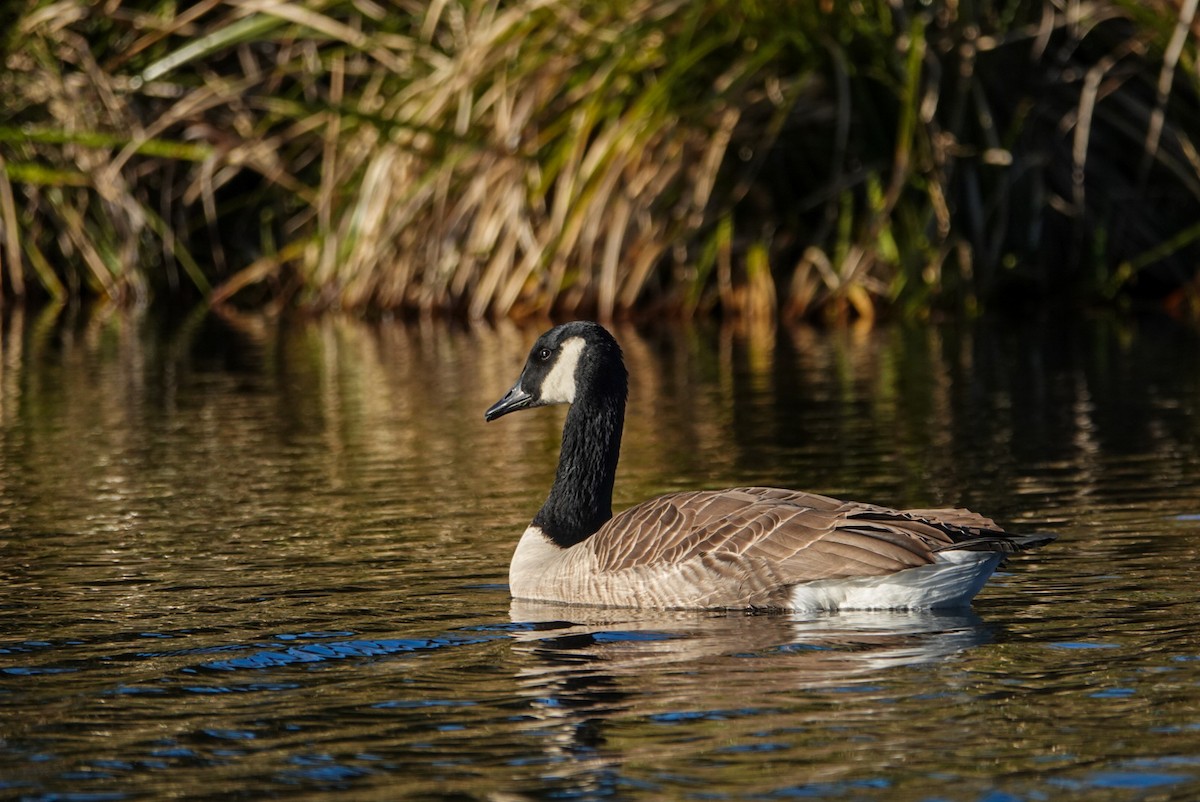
[1,0,1198,319]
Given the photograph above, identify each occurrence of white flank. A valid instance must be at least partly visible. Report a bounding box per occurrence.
[540,337,586,404]
[788,550,1004,611]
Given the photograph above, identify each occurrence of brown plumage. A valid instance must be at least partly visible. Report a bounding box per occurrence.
[593,487,999,576]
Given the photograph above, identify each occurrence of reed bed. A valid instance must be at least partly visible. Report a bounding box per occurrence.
[1,0,1198,319]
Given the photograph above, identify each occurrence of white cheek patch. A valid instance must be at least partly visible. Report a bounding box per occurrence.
[540,337,585,404]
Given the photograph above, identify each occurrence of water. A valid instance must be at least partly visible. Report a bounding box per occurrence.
[1,308,1199,800]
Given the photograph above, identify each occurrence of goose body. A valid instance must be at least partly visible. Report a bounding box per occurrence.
[486,322,1053,611]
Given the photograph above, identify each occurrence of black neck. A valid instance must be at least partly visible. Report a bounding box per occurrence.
[532,389,625,548]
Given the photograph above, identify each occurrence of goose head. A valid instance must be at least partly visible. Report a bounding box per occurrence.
[485,321,627,421]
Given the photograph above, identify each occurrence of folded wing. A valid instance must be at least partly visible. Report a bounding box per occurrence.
[591,486,1023,584]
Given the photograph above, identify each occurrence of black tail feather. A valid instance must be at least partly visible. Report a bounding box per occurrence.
[936,531,1058,554]
[1008,532,1058,551]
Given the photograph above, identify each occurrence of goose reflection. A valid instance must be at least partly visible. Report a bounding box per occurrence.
[509,600,991,675]
[503,602,993,796]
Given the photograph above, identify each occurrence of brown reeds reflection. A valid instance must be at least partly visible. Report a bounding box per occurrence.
[4,309,1199,609]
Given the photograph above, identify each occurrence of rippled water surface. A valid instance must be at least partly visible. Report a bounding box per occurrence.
[2,309,1199,800]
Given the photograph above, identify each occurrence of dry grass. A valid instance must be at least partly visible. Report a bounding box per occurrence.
[1,0,1198,319]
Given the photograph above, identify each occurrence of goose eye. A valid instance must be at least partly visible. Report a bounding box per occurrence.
[537,347,552,361]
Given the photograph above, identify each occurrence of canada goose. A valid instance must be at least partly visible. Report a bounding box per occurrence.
[485,321,1054,611]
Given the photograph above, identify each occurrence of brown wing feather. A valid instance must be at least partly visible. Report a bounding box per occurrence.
[591,486,1013,583]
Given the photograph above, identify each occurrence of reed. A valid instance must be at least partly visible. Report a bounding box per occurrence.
[1,1,1197,319]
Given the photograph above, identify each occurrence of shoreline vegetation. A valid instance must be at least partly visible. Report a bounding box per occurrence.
[1,1,1198,322]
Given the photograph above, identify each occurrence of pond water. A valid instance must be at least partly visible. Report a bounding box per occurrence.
[1,307,1199,801]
